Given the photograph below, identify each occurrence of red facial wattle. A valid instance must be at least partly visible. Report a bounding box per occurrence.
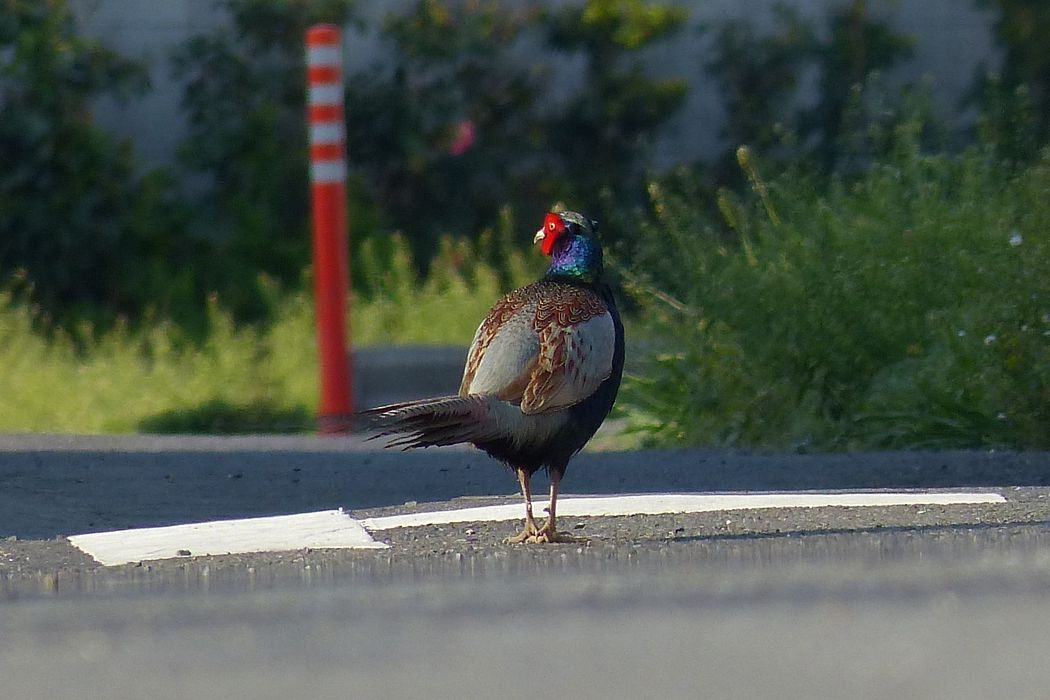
[538,212,565,256]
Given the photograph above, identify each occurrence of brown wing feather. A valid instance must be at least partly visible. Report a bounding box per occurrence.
[520,287,611,414]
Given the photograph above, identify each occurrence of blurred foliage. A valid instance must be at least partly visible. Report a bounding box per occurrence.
[139,399,313,433]
[0,0,683,333]
[171,0,359,321]
[623,112,1050,450]
[802,0,915,167]
[347,0,686,258]
[706,6,816,165]
[344,0,544,261]
[973,73,1040,165]
[617,0,1050,450]
[0,0,188,328]
[175,0,686,271]
[972,0,1050,160]
[543,0,687,220]
[707,0,915,176]
[978,0,1050,144]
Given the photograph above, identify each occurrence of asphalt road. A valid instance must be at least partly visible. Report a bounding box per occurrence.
[2,432,1048,539]
[3,435,1050,698]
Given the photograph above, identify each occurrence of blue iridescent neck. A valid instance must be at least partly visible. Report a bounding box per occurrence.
[545,233,603,283]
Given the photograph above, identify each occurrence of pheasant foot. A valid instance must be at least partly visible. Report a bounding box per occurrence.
[524,519,582,544]
[503,517,540,544]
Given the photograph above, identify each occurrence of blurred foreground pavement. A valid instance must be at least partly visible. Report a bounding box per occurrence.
[3,522,1050,699]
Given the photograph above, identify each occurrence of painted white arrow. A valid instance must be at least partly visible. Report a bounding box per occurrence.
[68,509,387,566]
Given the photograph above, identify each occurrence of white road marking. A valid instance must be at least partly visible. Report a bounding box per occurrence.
[361,492,1007,531]
[67,491,1008,566]
[68,509,387,567]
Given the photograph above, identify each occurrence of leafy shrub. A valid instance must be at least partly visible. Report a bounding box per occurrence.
[625,117,1050,450]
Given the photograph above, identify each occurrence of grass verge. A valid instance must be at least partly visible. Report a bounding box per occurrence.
[0,234,540,433]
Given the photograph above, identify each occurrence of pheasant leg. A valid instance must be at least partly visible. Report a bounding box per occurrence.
[504,467,540,544]
[529,469,576,543]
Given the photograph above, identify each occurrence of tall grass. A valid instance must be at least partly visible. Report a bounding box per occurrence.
[0,233,540,433]
[625,123,1050,450]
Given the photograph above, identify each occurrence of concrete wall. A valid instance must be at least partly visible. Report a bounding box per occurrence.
[70,0,1001,171]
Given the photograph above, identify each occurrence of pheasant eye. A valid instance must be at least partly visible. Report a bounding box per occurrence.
[548,222,556,230]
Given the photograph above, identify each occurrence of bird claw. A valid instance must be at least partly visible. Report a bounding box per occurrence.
[503,518,540,544]
[521,522,583,544]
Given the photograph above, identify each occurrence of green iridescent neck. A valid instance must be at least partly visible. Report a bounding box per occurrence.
[545,233,603,283]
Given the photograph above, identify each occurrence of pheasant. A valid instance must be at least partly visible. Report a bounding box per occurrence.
[364,210,625,543]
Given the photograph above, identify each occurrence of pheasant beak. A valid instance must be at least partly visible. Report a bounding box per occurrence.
[533,229,546,245]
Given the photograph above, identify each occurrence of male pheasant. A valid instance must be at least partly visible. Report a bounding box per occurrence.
[365,210,625,543]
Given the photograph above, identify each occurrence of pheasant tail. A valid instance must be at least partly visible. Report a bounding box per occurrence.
[361,395,498,450]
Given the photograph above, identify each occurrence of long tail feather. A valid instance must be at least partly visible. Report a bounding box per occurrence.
[360,395,499,449]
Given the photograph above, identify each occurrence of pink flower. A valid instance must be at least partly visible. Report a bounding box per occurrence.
[449,120,476,156]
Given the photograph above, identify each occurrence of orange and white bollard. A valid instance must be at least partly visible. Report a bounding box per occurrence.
[306,24,353,433]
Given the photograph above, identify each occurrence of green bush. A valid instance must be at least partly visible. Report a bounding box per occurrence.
[624,118,1050,450]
